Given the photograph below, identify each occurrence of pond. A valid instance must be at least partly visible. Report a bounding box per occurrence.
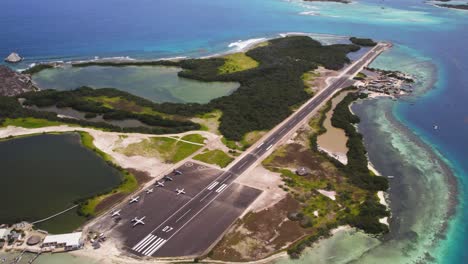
[0,133,122,233]
[32,65,240,103]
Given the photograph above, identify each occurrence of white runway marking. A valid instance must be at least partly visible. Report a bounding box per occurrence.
[207,181,219,190]
[238,160,248,169]
[216,184,228,193]
[176,209,192,223]
[132,234,152,250]
[145,239,167,256]
[257,142,264,148]
[134,234,157,252]
[266,144,273,151]
[200,191,212,202]
[133,234,168,256]
[142,237,163,255]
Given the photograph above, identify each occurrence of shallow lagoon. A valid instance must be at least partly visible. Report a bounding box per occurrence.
[32,65,240,103]
[0,133,122,233]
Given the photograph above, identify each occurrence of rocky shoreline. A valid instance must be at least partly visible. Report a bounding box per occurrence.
[0,66,37,96]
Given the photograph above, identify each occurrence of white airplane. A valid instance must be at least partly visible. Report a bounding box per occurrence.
[110,209,121,217]
[129,196,140,204]
[131,216,146,227]
[173,169,183,175]
[155,181,165,187]
[146,188,154,194]
[175,188,186,195]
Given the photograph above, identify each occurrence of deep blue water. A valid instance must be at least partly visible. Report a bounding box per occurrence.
[1,0,467,262]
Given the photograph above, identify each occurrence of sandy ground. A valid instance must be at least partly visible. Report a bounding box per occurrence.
[0,125,220,178]
[317,146,348,165]
[307,66,340,93]
[234,165,287,213]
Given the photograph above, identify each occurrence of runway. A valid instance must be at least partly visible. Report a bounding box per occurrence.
[94,43,388,258]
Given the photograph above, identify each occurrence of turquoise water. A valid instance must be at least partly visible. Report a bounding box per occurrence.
[32,65,240,103]
[1,0,467,262]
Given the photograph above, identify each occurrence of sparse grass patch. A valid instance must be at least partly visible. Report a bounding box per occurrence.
[222,137,243,150]
[77,132,138,217]
[241,130,267,148]
[86,96,168,117]
[1,117,65,128]
[181,134,206,144]
[116,136,203,163]
[301,71,319,95]
[194,149,234,168]
[192,110,222,134]
[219,53,259,74]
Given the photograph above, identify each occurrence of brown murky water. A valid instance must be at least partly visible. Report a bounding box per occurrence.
[317,91,351,155]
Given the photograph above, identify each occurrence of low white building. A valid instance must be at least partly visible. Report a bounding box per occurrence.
[42,232,83,250]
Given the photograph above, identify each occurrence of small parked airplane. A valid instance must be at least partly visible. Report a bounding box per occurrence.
[175,188,186,195]
[111,210,121,217]
[164,175,174,181]
[129,196,140,204]
[131,216,146,227]
[173,169,183,175]
[155,181,165,187]
[146,188,154,194]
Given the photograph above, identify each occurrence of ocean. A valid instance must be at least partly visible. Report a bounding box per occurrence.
[0,0,466,262]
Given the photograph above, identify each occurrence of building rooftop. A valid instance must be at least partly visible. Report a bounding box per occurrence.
[43,232,82,246]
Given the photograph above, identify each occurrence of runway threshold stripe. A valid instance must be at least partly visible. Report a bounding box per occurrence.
[266,144,273,151]
[216,184,228,193]
[142,237,163,255]
[207,181,219,190]
[215,184,227,193]
[146,240,167,256]
[135,235,157,252]
[132,234,152,250]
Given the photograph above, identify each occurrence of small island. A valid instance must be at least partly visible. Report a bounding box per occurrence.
[350,37,377,46]
[428,0,468,11]
[0,36,394,262]
[4,52,23,63]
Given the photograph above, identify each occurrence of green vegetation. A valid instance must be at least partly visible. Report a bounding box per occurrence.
[262,90,389,258]
[353,72,367,80]
[301,71,319,95]
[241,130,267,149]
[436,4,468,10]
[18,36,359,142]
[177,36,359,140]
[85,95,170,118]
[77,132,138,217]
[192,110,222,134]
[218,53,259,74]
[72,60,179,68]
[20,87,201,133]
[1,117,65,128]
[331,92,388,191]
[116,136,203,163]
[181,134,206,144]
[22,64,54,74]
[193,149,234,168]
[349,37,377,47]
